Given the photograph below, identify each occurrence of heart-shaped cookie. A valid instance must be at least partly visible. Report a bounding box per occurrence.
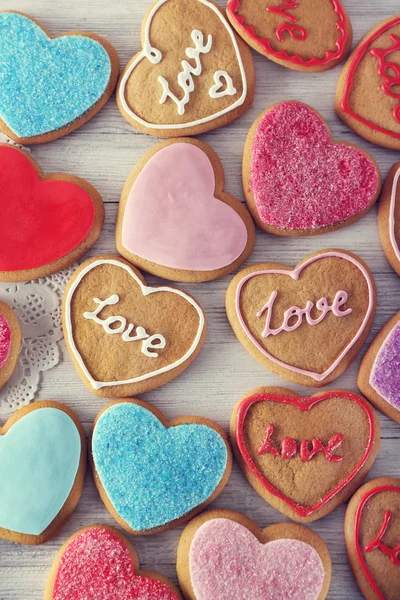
[243,101,381,235]
[226,249,376,387]
[177,509,331,600]
[231,388,380,522]
[116,139,255,282]
[63,256,205,397]
[45,525,182,600]
[345,478,400,600]
[0,145,104,282]
[0,300,21,390]
[336,16,400,150]
[227,0,352,72]
[378,162,400,276]
[90,399,231,534]
[117,0,254,137]
[0,401,85,544]
[0,12,119,144]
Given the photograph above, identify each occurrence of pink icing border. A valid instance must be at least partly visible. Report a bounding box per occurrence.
[389,166,400,262]
[235,251,374,381]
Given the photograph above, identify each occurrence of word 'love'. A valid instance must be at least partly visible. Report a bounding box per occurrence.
[370,34,400,124]
[266,0,308,42]
[365,510,400,565]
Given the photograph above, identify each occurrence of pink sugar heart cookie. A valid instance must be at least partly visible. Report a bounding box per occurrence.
[0,300,21,391]
[243,101,381,236]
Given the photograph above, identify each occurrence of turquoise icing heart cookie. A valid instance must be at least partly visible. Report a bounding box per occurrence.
[91,400,231,533]
[0,12,118,142]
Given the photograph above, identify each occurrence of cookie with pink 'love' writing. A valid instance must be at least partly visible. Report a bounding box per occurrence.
[226,249,376,387]
[44,524,182,600]
[227,0,352,72]
[177,509,331,600]
[378,163,400,276]
[0,300,21,391]
[116,139,255,282]
[243,101,381,236]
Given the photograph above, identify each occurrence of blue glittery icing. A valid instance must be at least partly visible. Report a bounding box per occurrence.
[92,403,228,531]
[0,12,112,137]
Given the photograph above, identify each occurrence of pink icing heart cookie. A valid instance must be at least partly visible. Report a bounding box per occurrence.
[45,525,182,600]
[0,300,21,391]
[116,139,255,282]
[177,509,331,600]
[243,101,381,236]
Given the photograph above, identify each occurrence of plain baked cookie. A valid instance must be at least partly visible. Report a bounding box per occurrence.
[335,16,400,150]
[243,101,381,236]
[345,477,400,600]
[0,300,21,391]
[63,255,206,398]
[117,0,255,137]
[89,398,231,535]
[378,162,400,276]
[116,138,255,282]
[177,509,332,600]
[231,387,380,523]
[0,11,119,144]
[44,524,182,600]
[227,0,352,72]
[0,401,86,545]
[226,249,376,387]
[0,144,104,282]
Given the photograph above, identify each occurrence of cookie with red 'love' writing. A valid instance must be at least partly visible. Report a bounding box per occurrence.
[0,144,104,282]
[116,138,255,282]
[377,163,400,276]
[226,0,352,72]
[345,477,400,600]
[336,16,400,150]
[117,0,254,137]
[226,249,376,387]
[243,101,381,236]
[44,524,182,600]
[0,301,21,391]
[177,509,331,600]
[231,387,380,523]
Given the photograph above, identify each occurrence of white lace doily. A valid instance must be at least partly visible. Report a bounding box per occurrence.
[0,265,76,415]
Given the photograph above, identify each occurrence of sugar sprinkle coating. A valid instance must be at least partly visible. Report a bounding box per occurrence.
[371,321,400,410]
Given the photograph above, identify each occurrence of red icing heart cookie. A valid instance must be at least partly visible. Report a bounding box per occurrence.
[0,300,21,391]
[231,388,380,522]
[243,101,381,235]
[45,525,182,600]
[0,144,104,281]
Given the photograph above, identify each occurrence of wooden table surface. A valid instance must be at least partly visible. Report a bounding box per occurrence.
[1,1,400,598]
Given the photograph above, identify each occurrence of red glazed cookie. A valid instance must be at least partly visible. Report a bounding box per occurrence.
[345,477,400,600]
[336,16,400,150]
[231,387,380,523]
[243,101,381,236]
[378,163,400,276]
[44,524,182,600]
[0,300,21,391]
[227,0,352,72]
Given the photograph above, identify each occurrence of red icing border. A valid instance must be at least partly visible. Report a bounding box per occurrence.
[354,485,400,600]
[236,391,375,518]
[341,17,400,140]
[226,0,348,67]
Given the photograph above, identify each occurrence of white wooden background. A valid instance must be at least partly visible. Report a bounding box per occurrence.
[0,1,399,598]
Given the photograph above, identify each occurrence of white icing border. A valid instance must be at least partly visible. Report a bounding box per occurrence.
[118,0,247,130]
[64,259,205,390]
[389,166,400,262]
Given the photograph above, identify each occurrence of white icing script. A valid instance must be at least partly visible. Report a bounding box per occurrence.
[257,290,352,338]
[83,295,166,358]
[209,70,237,98]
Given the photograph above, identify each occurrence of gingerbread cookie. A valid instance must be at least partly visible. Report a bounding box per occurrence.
[345,477,400,600]
[117,0,254,137]
[0,401,86,545]
[116,139,255,282]
[226,249,376,387]
[227,0,352,72]
[90,399,231,534]
[243,101,381,236]
[177,509,331,599]
[231,387,380,523]
[0,11,119,144]
[378,163,400,276]
[0,301,21,390]
[45,524,182,600]
[336,16,400,150]
[358,312,400,425]
[0,144,104,282]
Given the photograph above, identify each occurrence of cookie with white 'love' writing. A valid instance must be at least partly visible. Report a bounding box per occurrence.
[226,249,376,387]
[63,256,205,398]
[117,0,254,137]
[378,162,400,276]
[177,509,331,600]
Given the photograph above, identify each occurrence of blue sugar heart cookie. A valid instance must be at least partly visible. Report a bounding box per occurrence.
[0,12,112,138]
[91,402,229,531]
